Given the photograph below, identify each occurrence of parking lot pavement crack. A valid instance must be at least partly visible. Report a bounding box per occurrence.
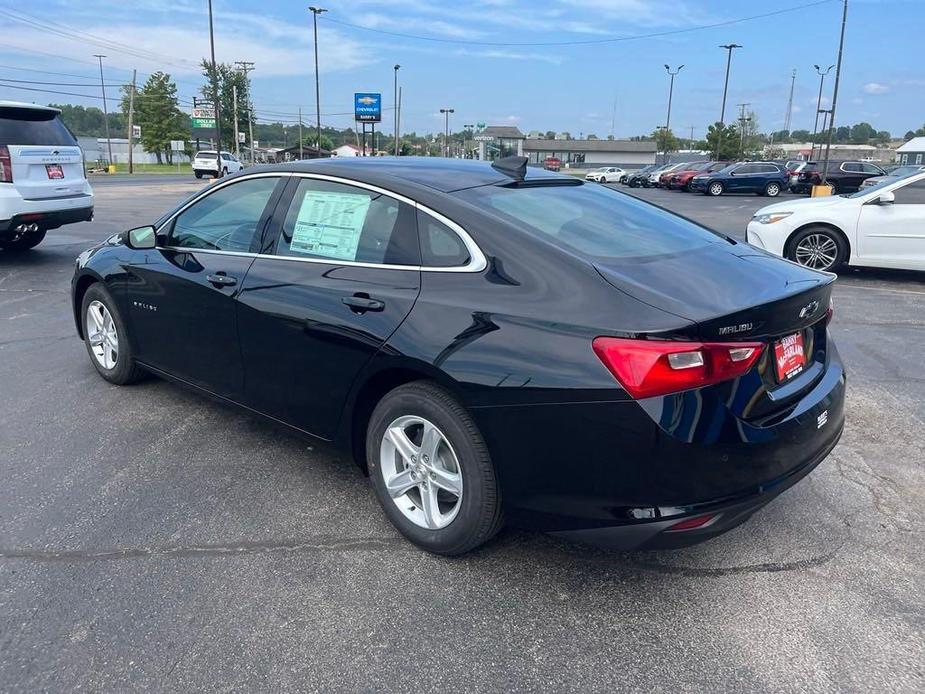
[0,536,406,562]
[619,548,841,577]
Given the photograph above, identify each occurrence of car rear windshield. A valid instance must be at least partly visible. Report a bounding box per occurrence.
[457,182,724,260]
[196,152,218,159]
[0,108,77,146]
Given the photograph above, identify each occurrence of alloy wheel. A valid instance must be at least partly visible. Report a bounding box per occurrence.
[710,182,723,196]
[379,415,463,530]
[86,300,119,370]
[794,233,838,270]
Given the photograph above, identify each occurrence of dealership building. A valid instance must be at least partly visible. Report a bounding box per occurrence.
[474,126,657,167]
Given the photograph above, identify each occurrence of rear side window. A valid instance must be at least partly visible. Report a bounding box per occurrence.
[842,163,861,172]
[0,108,77,146]
[418,211,470,267]
[275,178,419,266]
[457,183,722,260]
[758,164,781,173]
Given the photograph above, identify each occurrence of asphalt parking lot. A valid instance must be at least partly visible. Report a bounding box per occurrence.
[1,174,923,692]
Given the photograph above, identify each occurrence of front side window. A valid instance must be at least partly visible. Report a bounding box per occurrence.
[169,176,279,252]
[275,178,419,266]
[457,182,723,261]
[892,179,925,204]
[861,163,883,174]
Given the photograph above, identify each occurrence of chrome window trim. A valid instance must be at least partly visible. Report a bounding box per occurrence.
[156,171,487,273]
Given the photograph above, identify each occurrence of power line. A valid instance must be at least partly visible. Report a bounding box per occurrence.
[322,0,836,47]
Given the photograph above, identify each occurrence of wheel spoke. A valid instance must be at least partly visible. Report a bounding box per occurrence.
[386,426,419,466]
[420,421,441,463]
[418,480,442,529]
[88,305,104,332]
[385,467,419,499]
[87,330,104,347]
[430,466,461,496]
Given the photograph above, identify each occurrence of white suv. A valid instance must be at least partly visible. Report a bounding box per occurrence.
[0,102,93,251]
[192,150,243,179]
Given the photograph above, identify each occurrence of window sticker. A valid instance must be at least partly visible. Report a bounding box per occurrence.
[289,191,371,260]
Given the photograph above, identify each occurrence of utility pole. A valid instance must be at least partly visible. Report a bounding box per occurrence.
[393,64,401,156]
[299,106,304,159]
[232,84,240,160]
[207,0,223,152]
[235,62,255,163]
[783,69,796,133]
[821,0,848,186]
[663,64,683,165]
[93,55,113,171]
[716,43,742,159]
[309,7,327,157]
[687,126,696,151]
[610,92,617,140]
[440,108,454,157]
[464,124,474,159]
[737,103,752,156]
[397,86,402,154]
[125,69,136,174]
[810,63,835,163]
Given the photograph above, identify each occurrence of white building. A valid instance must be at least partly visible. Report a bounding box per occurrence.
[332,144,361,157]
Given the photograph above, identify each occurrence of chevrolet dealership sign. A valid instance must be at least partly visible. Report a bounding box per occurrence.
[354,93,382,123]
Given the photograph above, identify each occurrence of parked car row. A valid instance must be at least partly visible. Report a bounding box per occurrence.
[614,159,900,197]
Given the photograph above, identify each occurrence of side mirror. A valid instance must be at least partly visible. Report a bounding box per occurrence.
[123,225,157,250]
[878,191,895,205]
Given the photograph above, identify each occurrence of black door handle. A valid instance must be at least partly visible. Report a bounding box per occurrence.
[207,273,237,287]
[342,295,385,313]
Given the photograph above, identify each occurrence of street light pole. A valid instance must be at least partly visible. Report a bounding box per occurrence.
[93,54,113,170]
[207,0,223,152]
[821,0,848,186]
[810,64,835,163]
[663,64,683,164]
[309,7,327,157]
[440,108,454,157]
[464,124,474,159]
[716,43,742,159]
[393,64,400,156]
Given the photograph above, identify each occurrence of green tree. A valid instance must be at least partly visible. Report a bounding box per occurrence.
[790,129,811,142]
[705,121,740,160]
[652,127,679,155]
[904,130,916,141]
[849,122,876,143]
[875,130,891,144]
[770,129,791,143]
[544,130,556,139]
[586,133,598,140]
[120,72,188,164]
[199,60,252,151]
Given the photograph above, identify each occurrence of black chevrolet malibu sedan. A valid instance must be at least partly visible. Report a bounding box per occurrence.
[72,157,845,555]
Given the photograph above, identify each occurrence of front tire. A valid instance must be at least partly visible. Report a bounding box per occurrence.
[367,381,503,556]
[0,228,47,251]
[708,181,724,196]
[786,226,847,272]
[81,283,145,385]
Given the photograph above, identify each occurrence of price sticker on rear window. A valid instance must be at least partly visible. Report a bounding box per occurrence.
[288,190,371,261]
[774,332,806,381]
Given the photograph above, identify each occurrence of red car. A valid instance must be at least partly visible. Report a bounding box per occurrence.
[543,157,561,172]
[669,161,730,191]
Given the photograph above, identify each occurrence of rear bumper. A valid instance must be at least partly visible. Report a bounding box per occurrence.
[472,342,846,549]
[551,423,842,550]
[0,203,93,237]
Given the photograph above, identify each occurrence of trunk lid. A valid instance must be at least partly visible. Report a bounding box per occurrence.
[9,145,86,200]
[593,243,833,340]
[594,244,836,419]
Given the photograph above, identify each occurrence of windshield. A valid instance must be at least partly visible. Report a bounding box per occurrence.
[888,166,922,178]
[843,177,905,198]
[457,182,724,261]
[0,108,77,146]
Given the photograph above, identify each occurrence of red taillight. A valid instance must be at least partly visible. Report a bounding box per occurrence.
[592,337,764,399]
[666,513,716,532]
[0,145,12,183]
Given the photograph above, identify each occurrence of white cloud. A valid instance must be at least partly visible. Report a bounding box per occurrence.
[863,82,890,95]
[454,48,563,65]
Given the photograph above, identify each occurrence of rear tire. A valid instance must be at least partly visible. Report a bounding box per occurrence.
[764,181,781,197]
[0,228,47,251]
[194,171,202,179]
[786,226,847,272]
[81,283,145,385]
[367,381,503,556]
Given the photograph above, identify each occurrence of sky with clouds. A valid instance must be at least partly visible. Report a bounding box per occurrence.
[1,0,922,138]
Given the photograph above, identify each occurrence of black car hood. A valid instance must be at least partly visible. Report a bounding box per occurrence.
[594,242,834,339]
